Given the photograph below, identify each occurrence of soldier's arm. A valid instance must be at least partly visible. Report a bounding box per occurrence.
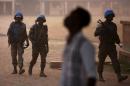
[7,22,14,45]
[46,26,49,48]
[94,24,104,36]
[114,24,120,44]
[29,25,35,42]
[23,24,29,47]
[45,25,49,52]
[95,23,109,37]
[94,27,100,36]
[7,22,13,36]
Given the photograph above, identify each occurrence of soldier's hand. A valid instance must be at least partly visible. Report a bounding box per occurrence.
[45,45,49,53]
[23,42,29,49]
[118,43,123,48]
[8,39,11,45]
[26,42,29,47]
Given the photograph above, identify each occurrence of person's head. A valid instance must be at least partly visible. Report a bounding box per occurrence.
[104,9,115,22]
[64,7,91,35]
[36,15,46,25]
[14,12,23,22]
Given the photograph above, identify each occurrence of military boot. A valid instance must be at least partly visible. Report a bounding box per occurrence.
[19,65,25,75]
[40,62,47,77]
[98,73,105,82]
[118,75,128,82]
[40,64,47,77]
[19,69,25,75]
[28,64,33,75]
[40,71,47,77]
[12,66,17,74]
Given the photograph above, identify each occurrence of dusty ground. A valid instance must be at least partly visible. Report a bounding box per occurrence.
[0,16,129,86]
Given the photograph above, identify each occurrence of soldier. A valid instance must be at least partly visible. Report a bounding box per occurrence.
[7,12,29,75]
[28,15,49,77]
[94,9,128,82]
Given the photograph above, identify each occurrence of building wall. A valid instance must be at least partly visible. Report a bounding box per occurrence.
[42,0,130,17]
[15,0,40,16]
[0,0,130,17]
[0,0,14,15]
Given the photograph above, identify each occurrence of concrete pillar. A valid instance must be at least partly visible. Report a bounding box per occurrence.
[87,1,90,10]
[110,1,113,9]
[39,0,42,12]
[41,0,45,15]
[3,1,6,15]
[64,0,67,15]
[12,0,15,15]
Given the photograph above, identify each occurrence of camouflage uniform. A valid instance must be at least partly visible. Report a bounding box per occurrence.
[7,21,28,73]
[29,23,49,76]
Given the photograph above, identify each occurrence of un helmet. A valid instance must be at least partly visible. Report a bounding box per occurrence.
[36,15,46,22]
[104,9,115,18]
[14,12,23,20]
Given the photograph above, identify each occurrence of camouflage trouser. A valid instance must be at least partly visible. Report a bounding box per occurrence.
[98,44,121,75]
[11,43,24,68]
[30,45,47,71]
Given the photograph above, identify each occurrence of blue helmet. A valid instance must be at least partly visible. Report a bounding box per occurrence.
[36,15,46,21]
[14,12,23,20]
[104,9,115,18]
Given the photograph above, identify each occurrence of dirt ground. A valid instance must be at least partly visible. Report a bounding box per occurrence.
[0,16,129,86]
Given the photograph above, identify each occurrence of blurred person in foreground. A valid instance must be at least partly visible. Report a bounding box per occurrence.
[28,15,49,77]
[7,12,29,75]
[94,9,128,82]
[60,7,97,86]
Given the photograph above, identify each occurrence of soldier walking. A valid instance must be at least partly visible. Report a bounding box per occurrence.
[7,12,29,74]
[94,9,128,82]
[28,15,49,77]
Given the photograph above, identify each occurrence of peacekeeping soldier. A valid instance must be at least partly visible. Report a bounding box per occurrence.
[7,12,29,74]
[94,9,128,82]
[28,15,49,77]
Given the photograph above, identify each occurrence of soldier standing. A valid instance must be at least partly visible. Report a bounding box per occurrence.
[94,9,128,82]
[28,15,49,77]
[7,12,29,74]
